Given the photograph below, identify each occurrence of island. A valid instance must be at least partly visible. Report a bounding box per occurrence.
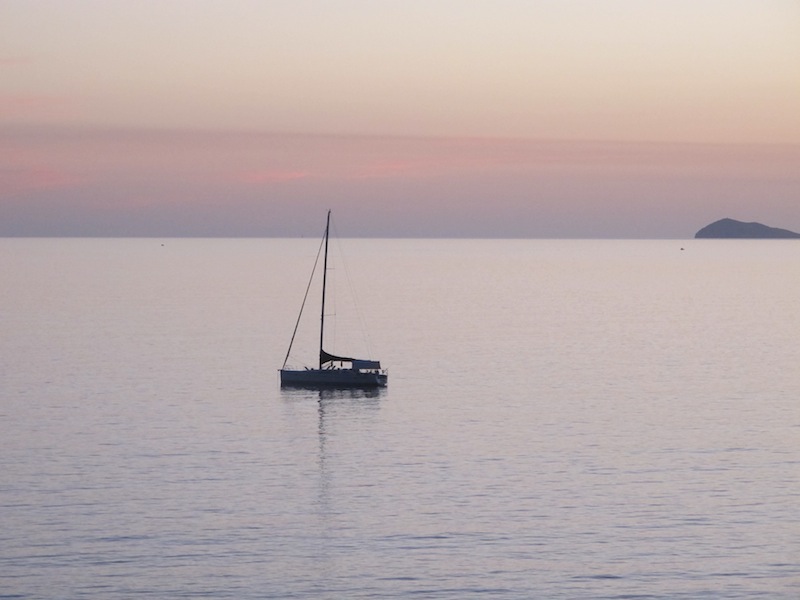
[695,218,800,239]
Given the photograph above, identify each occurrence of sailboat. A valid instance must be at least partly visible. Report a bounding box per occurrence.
[280,210,388,388]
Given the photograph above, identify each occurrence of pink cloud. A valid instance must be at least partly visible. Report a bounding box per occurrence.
[234,169,311,184]
[0,94,72,119]
[346,160,424,179]
[236,160,458,183]
[0,166,85,194]
[341,153,510,180]
[0,55,35,67]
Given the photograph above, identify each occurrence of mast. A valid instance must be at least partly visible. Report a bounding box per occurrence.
[319,210,331,369]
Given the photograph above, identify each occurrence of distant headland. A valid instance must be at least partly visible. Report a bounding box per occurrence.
[695,218,800,239]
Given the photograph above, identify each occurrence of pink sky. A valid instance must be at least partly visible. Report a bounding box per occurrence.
[2,1,799,237]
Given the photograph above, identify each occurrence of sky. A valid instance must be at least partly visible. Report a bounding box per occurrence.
[2,0,799,237]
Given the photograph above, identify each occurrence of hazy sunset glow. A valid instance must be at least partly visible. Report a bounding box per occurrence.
[2,1,799,237]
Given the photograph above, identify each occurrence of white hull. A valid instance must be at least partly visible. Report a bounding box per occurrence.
[280,368,387,388]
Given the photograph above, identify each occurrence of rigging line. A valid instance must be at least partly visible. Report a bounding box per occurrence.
[281,230,326,369]
[331,220,375,359]
[327,215,339,355]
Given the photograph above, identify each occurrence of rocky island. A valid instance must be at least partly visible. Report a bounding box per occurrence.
[695,218,800,239]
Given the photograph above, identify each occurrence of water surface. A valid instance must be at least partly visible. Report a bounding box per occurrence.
[2,238,799,598]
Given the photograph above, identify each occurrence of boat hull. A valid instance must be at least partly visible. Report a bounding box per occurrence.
[280,368,387,388]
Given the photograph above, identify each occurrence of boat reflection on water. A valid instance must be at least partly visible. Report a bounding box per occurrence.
[278,385,386,456]
[279,385,386,522]
[280,386,385,401]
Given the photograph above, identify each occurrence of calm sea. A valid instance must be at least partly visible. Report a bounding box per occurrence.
[2,238,799,599]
